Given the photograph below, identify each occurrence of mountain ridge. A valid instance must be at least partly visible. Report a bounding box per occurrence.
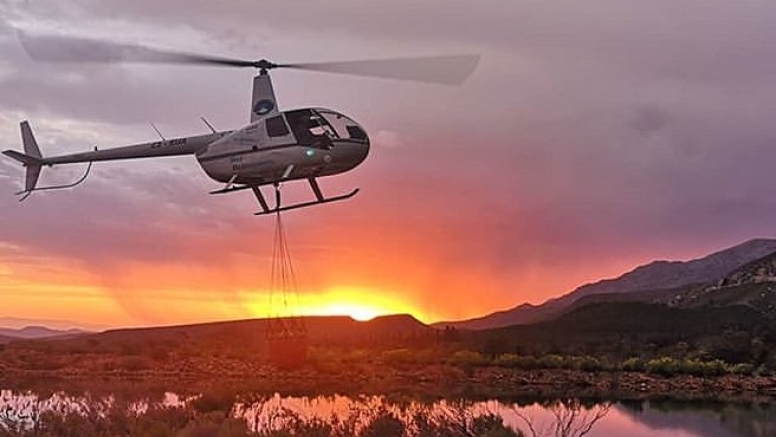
[437,238,776,330]
[0,325,89,340]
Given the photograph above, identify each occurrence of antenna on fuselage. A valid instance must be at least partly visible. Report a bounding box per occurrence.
[149,122,166,141]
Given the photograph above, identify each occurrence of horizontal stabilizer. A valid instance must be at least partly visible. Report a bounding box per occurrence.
[3,149,42,166]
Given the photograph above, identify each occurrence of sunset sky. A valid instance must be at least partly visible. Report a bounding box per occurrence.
[2,1,776,329]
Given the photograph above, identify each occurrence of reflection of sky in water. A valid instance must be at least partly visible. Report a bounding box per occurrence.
[237,396,705,437]
[0,390,187,429]
[1,389,772,437]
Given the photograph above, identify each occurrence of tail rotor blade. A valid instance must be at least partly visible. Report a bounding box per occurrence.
[279,54,480,85]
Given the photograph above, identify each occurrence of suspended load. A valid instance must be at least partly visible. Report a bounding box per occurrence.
[265,190,308,369]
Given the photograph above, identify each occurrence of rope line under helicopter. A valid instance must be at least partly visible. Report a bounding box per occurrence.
[267,183,306,338]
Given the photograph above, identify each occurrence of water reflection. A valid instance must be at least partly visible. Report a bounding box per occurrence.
[509,399,612,437]
[1,389,774,437]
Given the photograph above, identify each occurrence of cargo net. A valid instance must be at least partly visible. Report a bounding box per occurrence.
[265,195,308,368]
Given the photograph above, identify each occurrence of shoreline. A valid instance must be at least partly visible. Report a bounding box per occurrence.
[2,365,775,403]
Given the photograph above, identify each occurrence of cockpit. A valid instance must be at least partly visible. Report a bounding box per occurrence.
[266,108,367,148]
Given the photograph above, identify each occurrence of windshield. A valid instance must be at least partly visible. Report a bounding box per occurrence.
[317,110,367,141]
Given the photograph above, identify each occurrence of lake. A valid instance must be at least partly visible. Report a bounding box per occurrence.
[1,389,774,436]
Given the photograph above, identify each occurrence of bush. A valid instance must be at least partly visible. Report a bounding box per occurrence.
[646,357,681,376]
[578,356,604,372]
[680,358,727,377]
[622,357,645,372]
[538,354,565,369]
[450,350,487,367]
[493,353,521,368]
[515,355,539,370]
[728,363,755,376]
[450,350,487,376]
[381,348,416,367]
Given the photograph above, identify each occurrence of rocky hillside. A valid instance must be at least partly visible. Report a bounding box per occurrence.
[569,239,776,298]
[718,251,776,288]
[662,251,776,316]
[438,238,776,330]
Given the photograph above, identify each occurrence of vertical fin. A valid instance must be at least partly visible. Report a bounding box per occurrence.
[20,121,42,192]
[20,121,42,160]
[250,71,278,122]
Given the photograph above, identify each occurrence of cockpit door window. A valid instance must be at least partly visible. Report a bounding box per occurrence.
[266,115,290,137]
[286,109,336,148]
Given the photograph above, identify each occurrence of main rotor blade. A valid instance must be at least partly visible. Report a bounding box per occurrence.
[278,55,481,85]
[18,31,259,67]
[18,31,480,84]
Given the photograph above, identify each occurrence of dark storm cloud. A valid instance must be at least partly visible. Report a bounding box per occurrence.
[2,0,776,313]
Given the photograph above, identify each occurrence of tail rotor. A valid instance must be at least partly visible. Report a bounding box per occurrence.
[3,121,43,200]
[3,121,93,201]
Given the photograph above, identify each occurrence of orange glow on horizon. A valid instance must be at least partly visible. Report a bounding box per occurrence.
[0,215,645,329]
[240,286,424,323]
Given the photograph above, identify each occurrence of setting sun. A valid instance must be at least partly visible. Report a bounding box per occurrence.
[240,286,423,323]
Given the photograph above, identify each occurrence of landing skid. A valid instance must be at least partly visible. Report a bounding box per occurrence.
[210,177,358,215]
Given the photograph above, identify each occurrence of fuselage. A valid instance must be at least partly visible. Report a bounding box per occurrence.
[197,107,370,186]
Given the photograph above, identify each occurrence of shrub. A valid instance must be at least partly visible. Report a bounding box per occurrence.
[728,363,755,376]
[450,350,487,367]
[381,348,415,366]
[680,358,727,377]
[698,359,726,377]
[578,356,604,372]
[621,357,645,372]
[515,355,539,370]
[646,357,681,376]
[538,354,565,369]
[493,353,521,368]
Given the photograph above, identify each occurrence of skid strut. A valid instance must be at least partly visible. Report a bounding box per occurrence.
[210,177,358,215]
[254,178,358,216]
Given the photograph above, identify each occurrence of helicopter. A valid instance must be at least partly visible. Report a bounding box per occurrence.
[3,32,479,214]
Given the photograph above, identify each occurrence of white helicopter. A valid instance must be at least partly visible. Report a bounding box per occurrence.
[3,33,479,214]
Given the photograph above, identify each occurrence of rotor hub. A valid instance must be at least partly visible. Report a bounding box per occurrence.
[256,59,278,73]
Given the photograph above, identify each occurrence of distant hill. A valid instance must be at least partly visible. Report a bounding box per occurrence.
[43,314,432,354]
[470,250,776,361]
[0,326,88,340]
[473,300,772,361]
[95,314,426,341]
[0,317,105,331]
[437,238,776,330]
